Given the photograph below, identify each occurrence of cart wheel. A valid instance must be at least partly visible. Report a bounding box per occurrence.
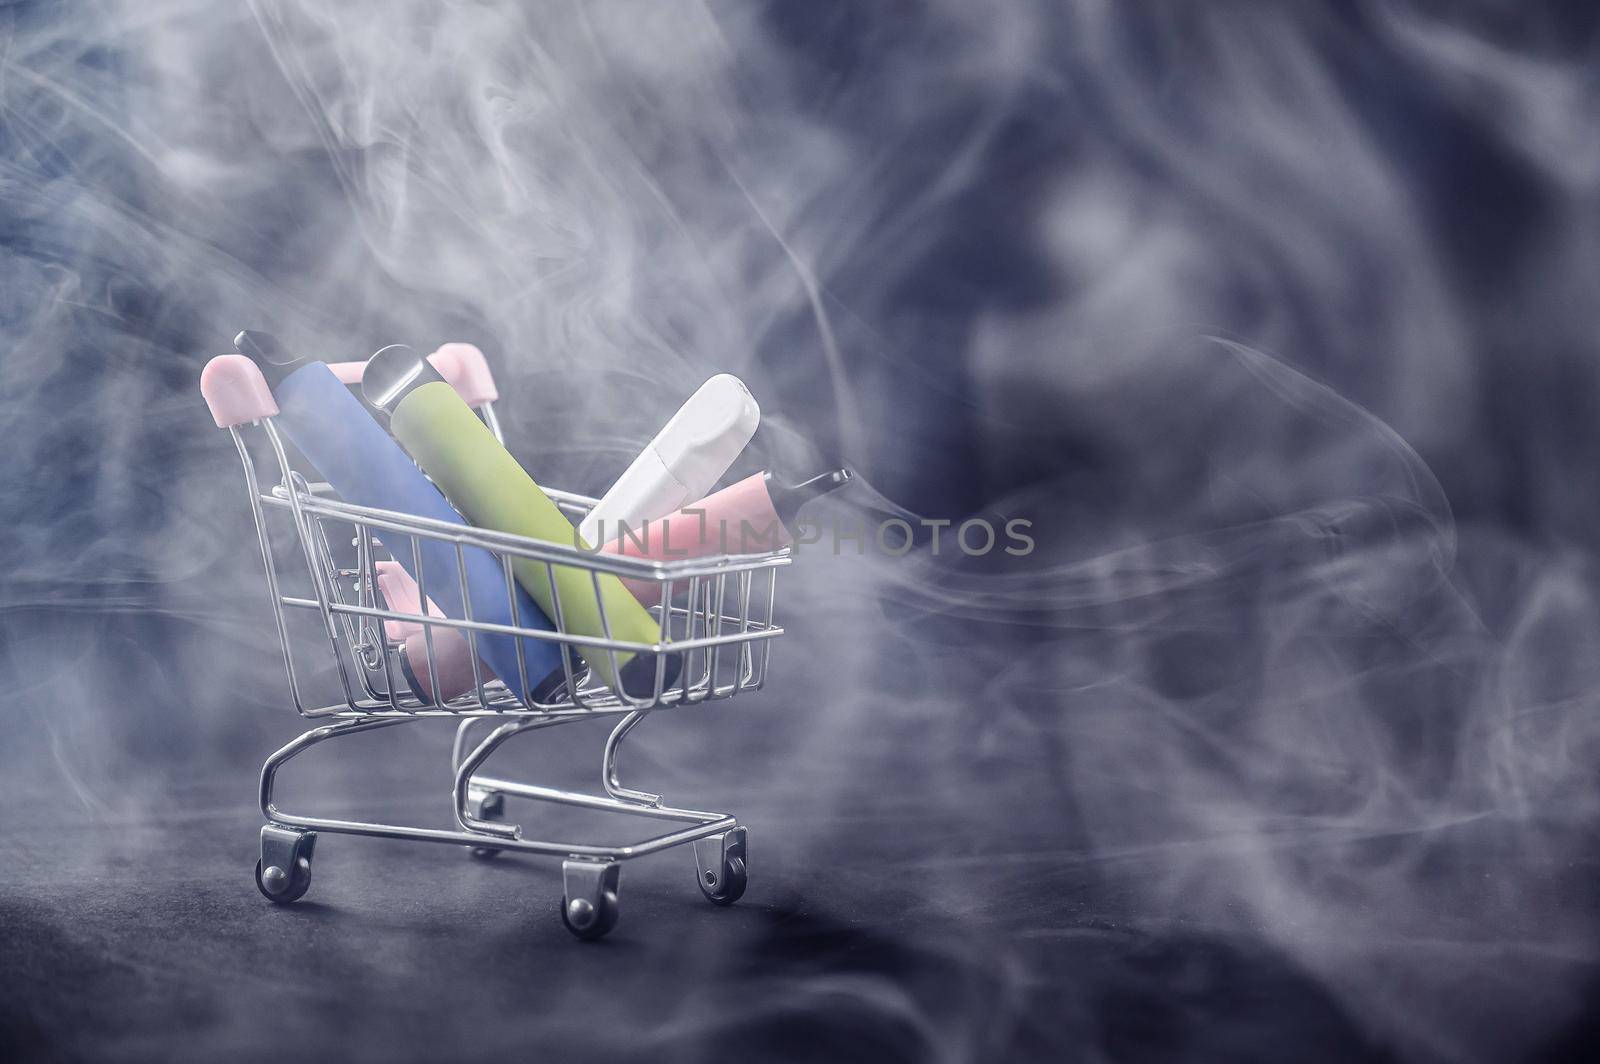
[467,788,505,860]
[698,853,747,906]
[560,860,621,941]
[257,825,315,904]
[695,827,748,906]
[255,857,312,904]
[560,891,620,940]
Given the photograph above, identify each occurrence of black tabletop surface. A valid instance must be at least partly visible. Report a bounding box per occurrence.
[2,595,1595,1064]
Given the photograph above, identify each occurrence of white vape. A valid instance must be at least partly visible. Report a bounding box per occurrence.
[577,373,760,546]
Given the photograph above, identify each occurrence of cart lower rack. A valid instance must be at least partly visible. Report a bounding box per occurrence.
[202,347,786,939]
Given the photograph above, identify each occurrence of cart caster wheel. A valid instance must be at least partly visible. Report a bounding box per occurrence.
[699,854,746,906]
[255,858,311,904]
[466,788,505,859]
[561,860,620,941]
[257,826,315,904]
[561,892,619,940]
[694,826,748,906]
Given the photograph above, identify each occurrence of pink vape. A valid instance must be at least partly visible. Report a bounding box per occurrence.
[602,468,851,604]
[371,560,498,703]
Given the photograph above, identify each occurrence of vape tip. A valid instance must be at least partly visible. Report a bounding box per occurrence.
[770,467,853,529]
[790,467,853,498]
[362,343,444,413]
[233,329,288,364]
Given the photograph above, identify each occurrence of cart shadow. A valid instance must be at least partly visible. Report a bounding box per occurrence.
[272,899,340,919]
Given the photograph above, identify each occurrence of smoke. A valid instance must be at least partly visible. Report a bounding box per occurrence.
[2,1,1599,1061]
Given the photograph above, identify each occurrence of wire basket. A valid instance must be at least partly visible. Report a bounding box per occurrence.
[202,346,779,938]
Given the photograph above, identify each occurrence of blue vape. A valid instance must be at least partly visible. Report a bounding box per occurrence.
[234,330,566,703]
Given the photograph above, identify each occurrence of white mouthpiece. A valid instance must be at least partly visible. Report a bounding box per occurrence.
[579,373,760,546]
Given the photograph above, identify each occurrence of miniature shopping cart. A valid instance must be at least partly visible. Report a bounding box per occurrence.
[200,345,785,939]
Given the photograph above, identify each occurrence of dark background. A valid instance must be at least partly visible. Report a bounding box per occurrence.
[2,2,1598,1062]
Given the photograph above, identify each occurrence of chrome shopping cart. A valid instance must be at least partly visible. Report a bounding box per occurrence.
[200,345,785,939]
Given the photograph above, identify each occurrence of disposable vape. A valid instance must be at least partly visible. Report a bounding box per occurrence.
[398,626,492,704]
[230,330,566,704]
[577,374,760,547]
[372,559,500,703]
[605,468,853,605]
[373,560,432,640]
[362,344,677,698]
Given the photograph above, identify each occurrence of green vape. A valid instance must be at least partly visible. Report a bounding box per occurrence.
[362,345,675,698]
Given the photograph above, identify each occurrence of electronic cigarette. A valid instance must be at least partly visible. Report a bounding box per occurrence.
[397,626,491,704]
[371,559,502,703]
[577,374,760,547]
[373,560,431,640]
[362,344,677,697]
[230,330,566,704]
[604,468,852,605]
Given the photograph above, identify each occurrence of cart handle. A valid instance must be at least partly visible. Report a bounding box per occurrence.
[201,354,279,428]
[202,344,500,428]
